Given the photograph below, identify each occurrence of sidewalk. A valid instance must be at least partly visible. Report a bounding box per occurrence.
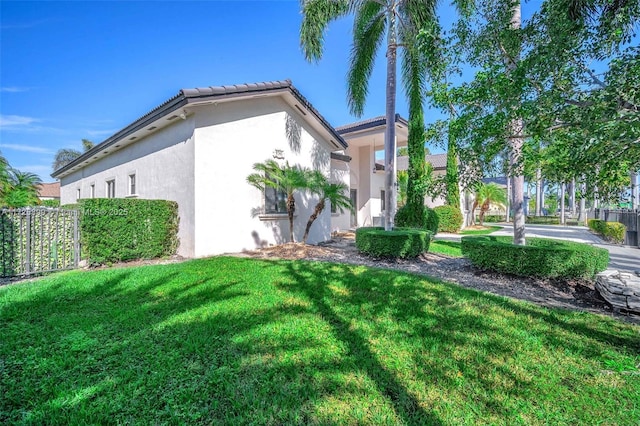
[436,223,640,273]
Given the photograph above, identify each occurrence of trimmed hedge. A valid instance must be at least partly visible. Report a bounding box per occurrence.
[356,227,432,258]
[588,219,626,244]
[526,216,560,225]
[78,198,179,264]
[461,236,609,278]
[483,215,505,223]
[434,205,463,233]
[395,204,439,234]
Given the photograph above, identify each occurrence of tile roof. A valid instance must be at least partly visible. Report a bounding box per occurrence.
[396,153,448,171]
[336,114,408,134]
[52,80,346,178]
[37,182,60,198]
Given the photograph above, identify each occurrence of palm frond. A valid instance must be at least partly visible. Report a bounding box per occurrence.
[347,0,386,116]
[300,0,350,62]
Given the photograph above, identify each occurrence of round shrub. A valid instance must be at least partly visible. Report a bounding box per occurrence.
[395,204,439,234]
[461,236,609,278]
[434,205,463,233]
[356,227,432,258]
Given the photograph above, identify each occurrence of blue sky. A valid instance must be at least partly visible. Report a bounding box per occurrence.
[1,0,431,182]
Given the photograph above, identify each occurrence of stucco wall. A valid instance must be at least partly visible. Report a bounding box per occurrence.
[59,118,197,257]
[192,97,334,257]
[330,156,351,232]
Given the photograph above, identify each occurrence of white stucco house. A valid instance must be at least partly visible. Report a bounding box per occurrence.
[52,80,351,258]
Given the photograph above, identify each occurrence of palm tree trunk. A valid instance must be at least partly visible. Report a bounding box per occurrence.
[303,200,325,244]
[287,193,296,242]
[383,9,398,231]
[508,1,526,245]
[560,182,566,225]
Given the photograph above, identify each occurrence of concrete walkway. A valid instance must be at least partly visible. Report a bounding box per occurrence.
[436,223,640,273]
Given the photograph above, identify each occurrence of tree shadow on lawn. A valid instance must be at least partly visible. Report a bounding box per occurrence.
[270,259,640,423]
[1,257,638,425]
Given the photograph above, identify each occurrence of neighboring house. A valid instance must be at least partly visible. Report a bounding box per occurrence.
[37,182,60,201]
[52,80,350,258]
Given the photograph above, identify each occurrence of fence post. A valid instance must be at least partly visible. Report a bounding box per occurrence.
[25,209,31,275]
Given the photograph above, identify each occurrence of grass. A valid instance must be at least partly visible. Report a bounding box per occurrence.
[460,225,502,235]
[429,240,463,257]
[1,257,639,425]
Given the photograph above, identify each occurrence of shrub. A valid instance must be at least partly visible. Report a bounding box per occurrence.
[483,215,505,223]
[461,236,609,278]
[78,198,179,264]
[526,216,560,225]
[356,227,432,258]
[588,219,626,244]
[395,204,439,234]
[434,205,463,233]
[41,199,60,207]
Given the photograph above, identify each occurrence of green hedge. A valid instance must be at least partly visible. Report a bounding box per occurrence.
[526,216,560,225]
[395,204,439,234]
[78,198,179,264]
[461,236,609,278]
[356,227,432,258]
[482,215,505,223]
[434,205,463,233]
[588,219,626,244]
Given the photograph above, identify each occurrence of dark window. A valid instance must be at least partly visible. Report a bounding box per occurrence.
[129,174,136,195]
[265,186,287,214]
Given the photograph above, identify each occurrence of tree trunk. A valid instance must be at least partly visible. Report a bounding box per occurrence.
[631,172,639,211]
[302,200,325,244]
[383,10,398,231]
[445,120,460,208]
[560,182,566,225]
[579,177,586,224]
[508,2,525,245]
[570,177,576,217]
[287,193,296,242]
[506,176,511,223]
[535,168,542,216]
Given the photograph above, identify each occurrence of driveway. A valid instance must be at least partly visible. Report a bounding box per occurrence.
[438,223,640,273]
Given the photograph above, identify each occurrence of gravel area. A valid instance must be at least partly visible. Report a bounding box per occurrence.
[239,232,640,324]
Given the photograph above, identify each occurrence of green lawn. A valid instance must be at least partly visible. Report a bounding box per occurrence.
[1,257,639,425]
[460,225,502,235]
[429,240,463,257]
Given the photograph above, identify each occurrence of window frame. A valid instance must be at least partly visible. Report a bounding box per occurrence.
[106,179,116,199]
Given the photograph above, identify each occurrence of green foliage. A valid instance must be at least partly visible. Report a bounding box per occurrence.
[588,219,626,244]
[397,170,408,206]
[41,199,60,207]
[482,215,505,223]
[78,198,178,265]
[428,240,463,257]
[473,182,507,225]
[526,216,560,225]
[460,226,501,235]
[461,236,609,278]
[445,134,460,207]
[355,226,431,258]
[303,170,352,243]
[434,204,463,233]
[395,203,439,234]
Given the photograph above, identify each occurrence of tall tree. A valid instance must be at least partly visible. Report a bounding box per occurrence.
[52,139,95,172]
[300,0,446,231]
[247,159,309,243]
[3,169,42,208]
[472,182,508,226]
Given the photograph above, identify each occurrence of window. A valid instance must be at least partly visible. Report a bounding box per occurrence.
[265,186,287,214]
[76,188,81,200]
[129,173,136,195]
[90,184,95,199]
[381,190,386,211]
[106,179,115,198]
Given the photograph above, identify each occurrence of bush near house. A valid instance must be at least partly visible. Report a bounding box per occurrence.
[434,205,463,233]
[526,216,560,225]
[588,219,626,244]
[78,198,179,264]
[395,204,439,234]
[461,236,609,278]
[482,215,506,223]
[356,226,432,258]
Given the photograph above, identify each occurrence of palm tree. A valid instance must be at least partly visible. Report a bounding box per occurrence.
[4,169,42,208]
[472,182,507,226]
[52,139,95,172]
[302,171,353,243]
[0,151,9,205]
[300,0,442,231]
[247,159,309,243]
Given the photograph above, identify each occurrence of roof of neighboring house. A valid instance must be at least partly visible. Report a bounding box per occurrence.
[395,153,448,171]
[37,182,60,198]
[336,114,409,135]
[52,79,347,178]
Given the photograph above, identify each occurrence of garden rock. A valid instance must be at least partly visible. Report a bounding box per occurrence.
[595,269,640,313]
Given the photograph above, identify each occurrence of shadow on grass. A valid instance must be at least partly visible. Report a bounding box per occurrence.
[1,257,638,424]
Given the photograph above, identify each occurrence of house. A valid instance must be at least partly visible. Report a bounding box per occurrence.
[37,182,60,201]
[52,80,350,258]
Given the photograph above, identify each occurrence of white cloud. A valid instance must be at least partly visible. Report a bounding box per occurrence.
[0,87,30,93]
[0,143,54,154]
[0,114,39,127]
